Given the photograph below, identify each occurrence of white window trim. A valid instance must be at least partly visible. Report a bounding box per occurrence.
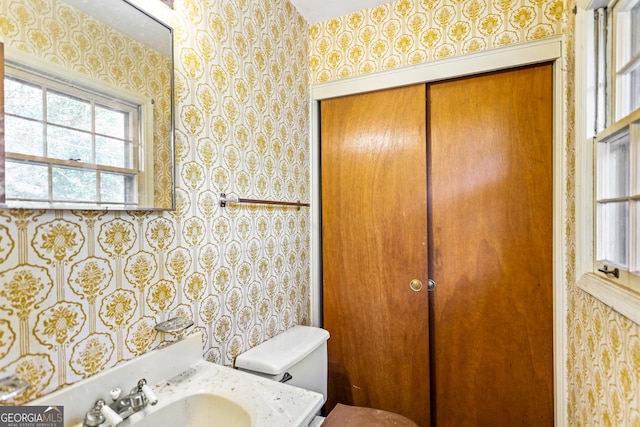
[2,46,155,209]
[575,0,640,326]
[612,0,640,120]
[310,36,566,427]
[577,273,640,323]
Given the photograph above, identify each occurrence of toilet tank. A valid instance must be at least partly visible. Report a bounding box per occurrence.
[235,325,330,401]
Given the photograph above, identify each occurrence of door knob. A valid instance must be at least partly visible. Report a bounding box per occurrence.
[410,279,423,292]
[428,279,436,291]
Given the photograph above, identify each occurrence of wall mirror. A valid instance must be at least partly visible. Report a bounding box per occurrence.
[0,0,174,210]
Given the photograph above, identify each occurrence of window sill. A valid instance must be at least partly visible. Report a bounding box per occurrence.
[577,272,640,325]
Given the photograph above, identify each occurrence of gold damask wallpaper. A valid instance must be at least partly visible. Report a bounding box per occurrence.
[568,288,640,425]
[309,0,564,83]
[0,0,311,403]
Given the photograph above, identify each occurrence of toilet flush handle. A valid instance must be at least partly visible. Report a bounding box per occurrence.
[279,372,293,383]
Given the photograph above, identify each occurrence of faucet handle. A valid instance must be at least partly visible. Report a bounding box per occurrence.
[109,388,122,400]
[100,401,123,426]
[85,399,122,427]
[140,383,158,406]
[134,379,158,406]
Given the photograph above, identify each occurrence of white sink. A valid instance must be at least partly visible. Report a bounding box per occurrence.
[30,332,324,427]
[128,393,251,427]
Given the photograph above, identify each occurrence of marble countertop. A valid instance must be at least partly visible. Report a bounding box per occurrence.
[121,359,324,427]
[31,332,324,427]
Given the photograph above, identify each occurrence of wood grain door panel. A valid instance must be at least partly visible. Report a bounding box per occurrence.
[428,63,554,426]
[321,84,431,426]
[320,63,554,427]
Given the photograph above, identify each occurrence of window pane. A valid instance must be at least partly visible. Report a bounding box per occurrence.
[5,116,44,156]
[95,105,127,138]
[100,172,133,203]
[636,126,640,195]
[3,68,142,209]
[631,67,640,113]
[47,125,92,162]
[5,78,42,119]
[52,167,97,201]
[633,200,640,274]
[597,132,630,199]
[47,90,91,131]
[5,160,49,200]
[597,201,629,267]
[632,3,640,58]
[96,135,131,168]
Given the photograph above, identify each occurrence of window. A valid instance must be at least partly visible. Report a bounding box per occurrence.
[595,112,640,291]
[593,0,640,293]
[3,64,145,208]
[613,0,640,120]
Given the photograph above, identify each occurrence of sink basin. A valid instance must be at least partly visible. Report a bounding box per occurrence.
[129,394,252,427]
[30,333,323,427]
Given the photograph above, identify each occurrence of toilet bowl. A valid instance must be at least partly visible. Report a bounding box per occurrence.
[234,325,418,427]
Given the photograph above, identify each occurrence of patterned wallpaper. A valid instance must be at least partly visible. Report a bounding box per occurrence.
[568,287,640,425]
[0,0,636,422]
[309,0,640,425]
[0,0,311,403]
[309,0,564,83]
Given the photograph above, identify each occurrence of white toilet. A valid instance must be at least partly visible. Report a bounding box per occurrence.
[235,325,418,427]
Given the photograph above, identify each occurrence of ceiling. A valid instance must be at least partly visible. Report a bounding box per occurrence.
[288,0,394,24]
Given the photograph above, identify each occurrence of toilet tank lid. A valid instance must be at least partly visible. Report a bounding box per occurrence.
[235,326,330,375]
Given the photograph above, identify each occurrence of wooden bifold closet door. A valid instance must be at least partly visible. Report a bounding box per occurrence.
[321,63,554,427]
[321,84,431,424]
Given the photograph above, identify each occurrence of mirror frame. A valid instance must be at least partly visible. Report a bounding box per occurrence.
[0,0,175,211]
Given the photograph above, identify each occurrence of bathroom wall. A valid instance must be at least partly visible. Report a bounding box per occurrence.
[0,0,311,403]
[311,0,640,425]
[309,0,565,83]
[568,287,640,424]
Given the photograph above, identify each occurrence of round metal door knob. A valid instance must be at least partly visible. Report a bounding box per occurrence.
[410,279,423,292]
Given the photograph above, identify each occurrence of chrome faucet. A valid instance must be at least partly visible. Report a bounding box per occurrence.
[83,379,158,427]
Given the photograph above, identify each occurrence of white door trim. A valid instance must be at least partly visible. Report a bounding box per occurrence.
[309,35,566,427]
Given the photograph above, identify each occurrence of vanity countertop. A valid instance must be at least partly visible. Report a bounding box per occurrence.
[30,332,323,427]
[122,358,324,427]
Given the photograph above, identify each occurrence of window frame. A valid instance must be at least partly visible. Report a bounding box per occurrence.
[612,0,640,120]
[1,47,155,210]
[594,109,640,291]
[577,0,640,325]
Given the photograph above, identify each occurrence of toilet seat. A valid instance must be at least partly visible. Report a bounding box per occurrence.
[321,403,419,427]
